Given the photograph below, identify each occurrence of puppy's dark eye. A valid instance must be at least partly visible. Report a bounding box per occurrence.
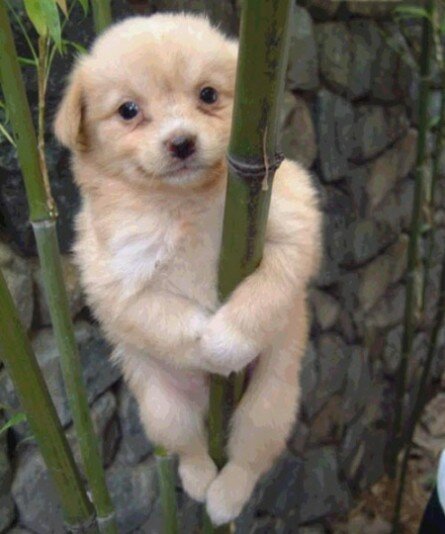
[199,87,218,104]
[118,101,139,120]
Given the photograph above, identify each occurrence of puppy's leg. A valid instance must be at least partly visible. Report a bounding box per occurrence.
[206,301,308,525]
[121,350,217,502]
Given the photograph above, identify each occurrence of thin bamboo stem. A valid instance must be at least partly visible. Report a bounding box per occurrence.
[0,270,98,532]
[391,0,435,476]
[421,67,445,312]
[202,513,231,534]
[208,375,228,469]
[0,5,117,532]
[392,58,445,534]
[154,447,179,534]
[91,0,112,34]
[33,221,118,534]
[392,249,445,531]
[0,6,52,223]
[37,35,54,213]
[207,1,293,531]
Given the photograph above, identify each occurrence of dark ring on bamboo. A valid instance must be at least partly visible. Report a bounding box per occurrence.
[227,152,285,178]
[64,514,97,533]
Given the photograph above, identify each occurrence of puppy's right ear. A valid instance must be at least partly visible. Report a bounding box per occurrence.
[54,63,86,150]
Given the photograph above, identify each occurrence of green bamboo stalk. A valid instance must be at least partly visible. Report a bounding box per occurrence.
[391,0,435,476]
[218,0,293,299]
[207,1,293,531]
[392,244,445,531]
[155,447,179,534]
[0,5,117,532]
[392,51,445,534]
[33,222,118,534]
[91,0,112,34]
[421,67,445,311]
[0,270,98,533]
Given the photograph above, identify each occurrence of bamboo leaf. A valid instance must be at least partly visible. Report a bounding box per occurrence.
[394,6,431,21]
[40,0,62,49]
[18,56,38,67]
[23,0,48,37]
[0,121,16,147]
[377,24,419,70]
[6,0,39,63]
[62,39,87,55]
[0,101,16,147]
[56,0,68,16]
[19,435,36,445]
[91,0,112,33]
[77,0,89,16]
[428,115,440,129]
[0,413,27,436]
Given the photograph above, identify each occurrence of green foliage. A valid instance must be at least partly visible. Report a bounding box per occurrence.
[91,0,112,34]
[0,411,27,437]
[23,0,48,39]
[428,114,441,129]
[6,0,38,64]
[392,0,445,529]
[77,0,89,16]
[8,0,85,60]
[0,2,116,529]
[62,38,87,55]
[377,24,418,71]
[394,6,432,21]
[56,0,68,16]
[2,0,86,146]
[23,0,62,49]
[0,101,16,147]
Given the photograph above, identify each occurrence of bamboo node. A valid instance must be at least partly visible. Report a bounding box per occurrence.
[31,219,56,230]
[97,511,117,528]
[64,512,97,533]
[226,152,284,181]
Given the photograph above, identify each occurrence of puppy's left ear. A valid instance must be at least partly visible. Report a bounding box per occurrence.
[54,62,86,151]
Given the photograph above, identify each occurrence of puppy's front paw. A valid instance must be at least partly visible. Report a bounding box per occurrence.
[189,309,211,339]
[199,312,259,376]
[206,462,256,525]
[179,454,218,503]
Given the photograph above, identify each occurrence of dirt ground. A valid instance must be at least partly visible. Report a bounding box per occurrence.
[331,376,445,534]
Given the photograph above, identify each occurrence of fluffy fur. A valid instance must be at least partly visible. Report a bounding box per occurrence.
[55,14,322,524]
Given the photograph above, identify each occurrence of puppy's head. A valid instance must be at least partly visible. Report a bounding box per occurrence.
[54,14,237,188]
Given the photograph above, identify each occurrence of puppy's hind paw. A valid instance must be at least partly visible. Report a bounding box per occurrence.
[206,462,256,525]
[179,454,217,503]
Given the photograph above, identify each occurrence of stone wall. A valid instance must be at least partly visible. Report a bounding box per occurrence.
[1,1,444,532]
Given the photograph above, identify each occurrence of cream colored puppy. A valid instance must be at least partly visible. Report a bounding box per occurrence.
[55,14,321,525]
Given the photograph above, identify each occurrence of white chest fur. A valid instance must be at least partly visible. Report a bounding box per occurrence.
[107,193,224,311]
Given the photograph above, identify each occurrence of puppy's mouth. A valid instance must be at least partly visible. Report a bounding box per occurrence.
[156,162,206,179]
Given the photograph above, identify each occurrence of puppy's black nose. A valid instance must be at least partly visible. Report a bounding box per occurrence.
[168,136,196,160]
